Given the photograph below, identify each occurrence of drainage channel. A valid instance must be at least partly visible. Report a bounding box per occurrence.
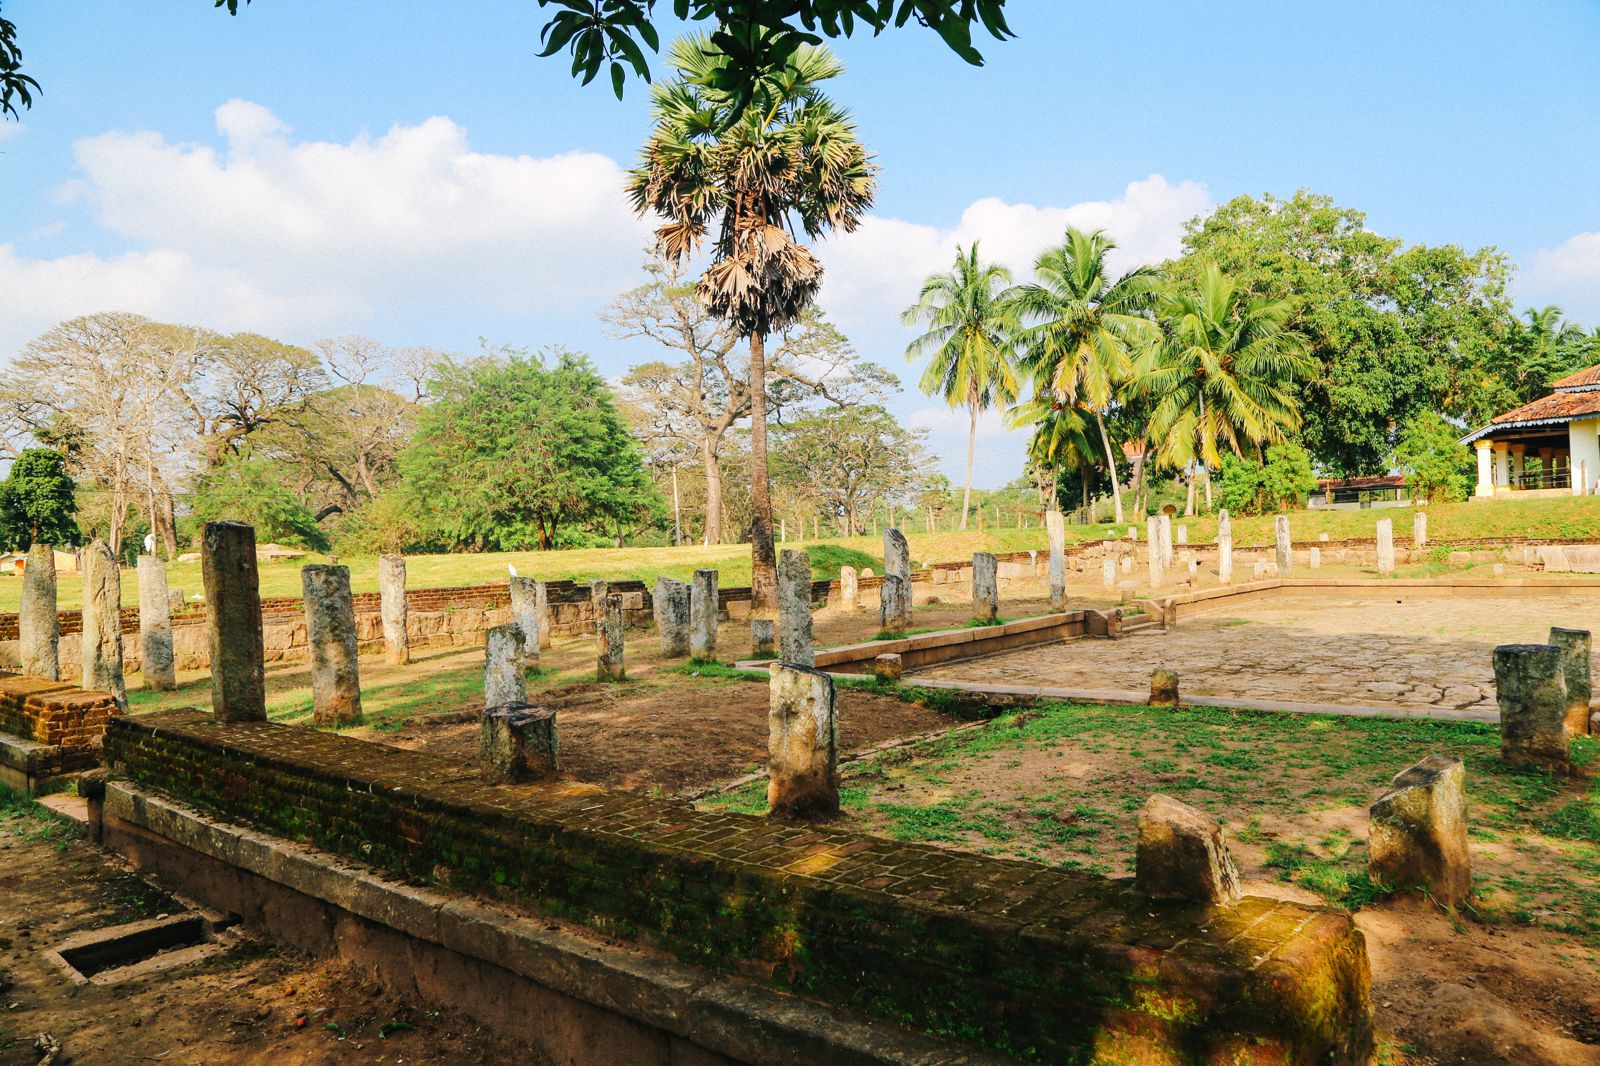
[47,910,243,987]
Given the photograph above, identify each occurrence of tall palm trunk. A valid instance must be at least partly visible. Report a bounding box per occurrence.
[1093,411,1124,523]
[959,394,977,531]
[748,330,777,614]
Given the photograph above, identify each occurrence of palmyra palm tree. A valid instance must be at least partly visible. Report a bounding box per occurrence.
[628,36,876,612]
[1141,262,1312,509]
[1009,228,1160,523]
[902,243,1019,530]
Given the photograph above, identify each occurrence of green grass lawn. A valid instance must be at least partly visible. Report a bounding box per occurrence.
[7,495,1599,613]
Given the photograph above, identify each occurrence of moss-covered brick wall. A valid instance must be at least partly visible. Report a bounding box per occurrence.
[106,711,1371,1063]
[0,673,121,749]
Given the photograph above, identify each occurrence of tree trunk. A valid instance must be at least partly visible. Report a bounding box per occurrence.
[1184,468,1196,517]
[1131,452,1147,519]
[1203,467,1214,511]
[959,397,977,531]
[747,331,777,615]
[702,436,725,546]
[1094,412,1124,523]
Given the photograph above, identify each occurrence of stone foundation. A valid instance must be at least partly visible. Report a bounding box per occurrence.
[0,672,121,794]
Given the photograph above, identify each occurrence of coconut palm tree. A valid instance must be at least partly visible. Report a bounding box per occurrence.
[1008,393,1099,515]
[1141,262,1312,510]
[902,243,1019,530]
[628,36,876,612]
[1008,228,1160,523]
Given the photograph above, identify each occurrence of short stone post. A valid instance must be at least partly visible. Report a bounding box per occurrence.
[1309,546,1321,569]
[883,527,910,583]
[1135,794,1241,905]
[1274,515,1292,575]
[1146,516,1163,586]
[1548,627,1592,735]
[136,554,176,691]
[767,663,838,819]
[1150,668,1180,707]
[1493,643,1570,772]
[1376,519,1395,576]
[778,549,814,666]
[167,588,186,616]
[535,581,552,650]
[1216,510,1233,585]
[203,521,266,723]
[378,553,410,666]
[20,542,60,681]
[972,552,998,623]
[1176,525,1188,546]
[690,569,719,661]
[879,574,910,637]
[1158,514,1174,569]
[839,565,859,611]
[654,577,691,657]
[589,579,609,623]
[1046,511,1067,611]
[871,653,903,683]
[596,594,626,681]
[1120,555,1132,575]
[484,623,527,708]
[302,564,363,727]
[1101,557,1116,588]
[480,704,557,783]
[509,576,542,669]
[1367,755,1470,906]
[751,618,777,657]
[1413,510,1427,549]
[80,539,127,711]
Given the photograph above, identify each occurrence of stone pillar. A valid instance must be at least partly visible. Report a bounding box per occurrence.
[484,623,526,708]
[777,549,815,666]
[203,521,266,723]
[839,565,859,611]
[1412,511,1427,550]
[654,577,691,657]
[1473,439,1494,497]
[480,704,557,783]
[535,581,552,650]
[596,594,625,681]
[168,588,186,616]
[302,564,363,727]
[509,576,542,669]
[1493,643,1570,772]
[1135,794,1241,905]
[751,618,777,657]
[1308,546,1321,570]
[767,663,838,819]
[1216,510,1233,585]
[871,653,902,683]
[1511,445,1526,486]
[879,574,910,637]
[589,579,609,624]
[1101,557,1116,588]
[80,539,127,711]
[1367,755,1471,906]
[1493,443,1511,489]
[971,552,998,623]
[378,553,410,666]
[1145,516,1164,586]
[1149,668,1179,707]
[136,554,176,691]
[1376,519,1395,577]
[1548,627,1592,735]
[19,542,59,681]
[1274,515,1292,575]
[690,569,719,661]
[883,527,910,583]
[1176,525,1188,546]
[1045,511,1066,611]
[1158,514,1173,569]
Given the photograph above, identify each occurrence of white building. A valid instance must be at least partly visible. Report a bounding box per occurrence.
[1460,363,1600,498]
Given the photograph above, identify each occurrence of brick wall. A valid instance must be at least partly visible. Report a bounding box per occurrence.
[0,673,121,749]
[105,710,1373,1063]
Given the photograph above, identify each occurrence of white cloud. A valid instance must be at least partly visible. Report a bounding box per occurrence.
[1521,232,1600,325]
[0,100,653,354]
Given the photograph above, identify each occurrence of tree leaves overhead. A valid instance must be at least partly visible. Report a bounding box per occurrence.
[0,2,39,120]
[0,448,79,550]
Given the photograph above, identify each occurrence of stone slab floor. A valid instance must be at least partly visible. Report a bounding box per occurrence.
[916,592,1600,713]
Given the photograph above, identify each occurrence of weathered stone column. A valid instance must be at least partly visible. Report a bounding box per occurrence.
[1176,525,1188,546]
[203,521,265,723]
[480,704,557,783]
[1216,510,1233,585]
[1046,511,1067,611]
[509,576,542,669]
[1367,755,1470,905]
[839,565,859,611]
[1549,626,1592,735]
[879,574,910,637]
[484,623,526,708]
[1150,667,1179,707]
[1146,516,1164,586]
[1158,514,1173,569]
[1101,556,1116,588]
[751,618,777,657]
[1308,546,1321,569]
[167,588,186,616]
[378,553,410,666]
[690,569,719,661]
[302,564,363,727]
[80,539,127,711]
[1274,515,1292,575]
[596,594,626,681]
[767,663,838,819]
[654,577,691,657]
[883,527,910,583]
[19,542,59,681]
[136,554,176,691]
[535,580,552,650]
[778,549,814,666]
[1412,510,1427,549]
[871,653,903,682]
[1135,794,1241,905]
[589,579,609,624]
[972,552,998,623]
[1376,518,1395,577]
[1493,642,1570,771]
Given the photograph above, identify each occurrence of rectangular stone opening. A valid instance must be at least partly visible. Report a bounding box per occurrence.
[49,912,237,985]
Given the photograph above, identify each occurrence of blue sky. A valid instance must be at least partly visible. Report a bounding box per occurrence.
[3,1,1597,485]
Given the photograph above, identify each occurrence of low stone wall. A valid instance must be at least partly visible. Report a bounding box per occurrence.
[1161,577,1600,625]
[105,710,1374,1063]
[808,611,1100,674]
[0,673,121,794]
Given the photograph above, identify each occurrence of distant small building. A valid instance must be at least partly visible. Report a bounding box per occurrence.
[0,548,79,575]
[1460,363,1600,497]
[1311,475,1412,510]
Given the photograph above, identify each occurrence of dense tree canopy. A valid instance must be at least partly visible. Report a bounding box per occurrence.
[0,448,79,550]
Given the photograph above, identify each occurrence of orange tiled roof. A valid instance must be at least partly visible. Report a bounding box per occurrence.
[1489,389,1600,427]
[1551,363,1600,390]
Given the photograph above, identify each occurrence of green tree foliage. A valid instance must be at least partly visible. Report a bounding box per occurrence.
[400,350,664,551]
[770,405,931,535]
[1498,306,1598,407]
[1392,412,1474,504]
[192,454,331,552]
[0,449,79,549]
[1215,442,1317,515]
[0,2,35,119]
